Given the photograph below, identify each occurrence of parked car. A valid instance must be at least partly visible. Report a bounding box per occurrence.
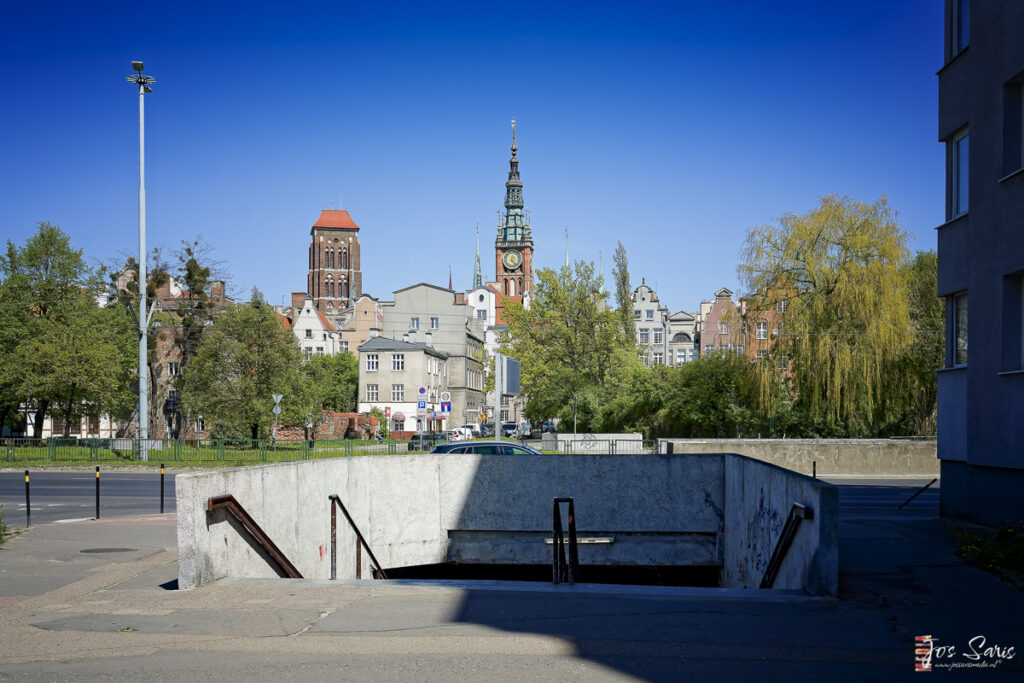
[541,421,557,434]
[446,427,473,442]
[518,421,533,439]
[459,423,482,438]
[481,423,496,437]
[429,440,543,455]
[501,422,518,438]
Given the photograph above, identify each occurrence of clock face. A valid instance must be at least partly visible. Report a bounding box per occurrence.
[502,249,523,270]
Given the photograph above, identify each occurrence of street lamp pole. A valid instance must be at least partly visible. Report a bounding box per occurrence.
[127,61,156,460]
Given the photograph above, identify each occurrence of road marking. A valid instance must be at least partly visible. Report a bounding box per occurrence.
[54,517,92,524]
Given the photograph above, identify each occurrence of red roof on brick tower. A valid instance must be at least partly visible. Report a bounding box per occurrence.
[313,210,360,230]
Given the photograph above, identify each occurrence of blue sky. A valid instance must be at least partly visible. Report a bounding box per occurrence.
[1,1,943,313]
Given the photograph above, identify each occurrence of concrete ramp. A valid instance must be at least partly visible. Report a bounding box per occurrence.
[176,453,837,595]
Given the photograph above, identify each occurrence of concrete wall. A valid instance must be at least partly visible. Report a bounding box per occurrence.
[722,454,838,595]
[661,439,938,476]
[177,452,838,595]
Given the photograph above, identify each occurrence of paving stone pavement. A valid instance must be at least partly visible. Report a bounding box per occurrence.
[0,479,1021,681]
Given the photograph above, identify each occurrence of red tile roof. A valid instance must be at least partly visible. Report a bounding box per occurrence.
[277,313,291,331]
[313,210,359,229]
[315,308,337,334]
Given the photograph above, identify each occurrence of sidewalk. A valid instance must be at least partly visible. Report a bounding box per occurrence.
[0,481,1021,681]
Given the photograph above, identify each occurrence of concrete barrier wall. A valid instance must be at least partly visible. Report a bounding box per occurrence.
[661,438,938,476]
[722,455,838,594]
[177,452,838,594]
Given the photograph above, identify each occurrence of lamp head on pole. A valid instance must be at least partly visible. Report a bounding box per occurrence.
[126,60,156,89]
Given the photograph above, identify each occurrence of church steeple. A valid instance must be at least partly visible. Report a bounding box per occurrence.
[499,119,529,242]
[473,224,482,289]
[494,119,534,299]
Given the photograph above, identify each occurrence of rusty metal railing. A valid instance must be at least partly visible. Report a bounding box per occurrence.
[759,502,813,589]
[329,494,387,580]
[552,497,579,585]
[207,494,302,579]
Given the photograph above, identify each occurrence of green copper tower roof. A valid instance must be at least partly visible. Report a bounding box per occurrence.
[499,119,530,243]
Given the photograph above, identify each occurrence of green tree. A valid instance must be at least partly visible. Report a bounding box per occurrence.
[878,250,943,435]
[181,292,305,439]
[612,241,634,343]
[301,351,359,415]
[0,222,132,435]
[502,261,639,425]
[739,195,912,432]
[661,354,760,438]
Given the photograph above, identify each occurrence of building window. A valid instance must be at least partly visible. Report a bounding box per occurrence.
[676,349,686,364]
[721,344,730,351]
[305,329,312,339]
[304,348,312,361]
[167,362,180,377]
[430,316,439,329]
[87,416,100,435]
[476,309,487,320]
[501,410,509,422]
[644,310,653,320]
[411,317,419,330]
[777,299,788,314]
[391,384,404,401]
[1004,79,1024,176]
[704,344,714,353]
[342,248,349,269]
[757,349,769,360]
[392,353,405,371]
[1002,275,1024,370]
[777,354,788,371]
[653,352,663,365]
[340,341,349,352]
[756,321,768,340]
[953,292,968,366]
[633,309,641,319]
[719,321,728,334]
[654,330,663,344]
[735,344,744,355]
[366,384,379,402]
[316,346,324,355]
[951,130,969,218]
[639,329,649,344]
[366,354,378,372]
[954,0,969,54]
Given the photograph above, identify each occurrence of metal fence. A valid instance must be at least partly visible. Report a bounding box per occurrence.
[558,439,658,455]
[0,437,406,464]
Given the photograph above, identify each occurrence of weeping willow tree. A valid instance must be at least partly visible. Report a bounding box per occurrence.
[739,195,912,433]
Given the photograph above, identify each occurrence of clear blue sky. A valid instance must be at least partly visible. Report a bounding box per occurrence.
[1,1,943,313]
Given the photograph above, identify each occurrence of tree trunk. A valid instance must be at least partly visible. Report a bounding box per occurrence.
[63,385,76,437]
[0,405,10,436]
[33,400,49,438]
[251,423,259,441]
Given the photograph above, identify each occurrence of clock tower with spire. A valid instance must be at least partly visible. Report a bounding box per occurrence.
[495,120,533,299]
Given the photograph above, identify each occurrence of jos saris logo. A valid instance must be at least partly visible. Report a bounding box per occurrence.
[915,634,1016,672]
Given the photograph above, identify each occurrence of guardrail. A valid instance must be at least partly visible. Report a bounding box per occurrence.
[329,494,387,580]
[557,439,657,455]
[0,437,404,464]
[207,494,302,579]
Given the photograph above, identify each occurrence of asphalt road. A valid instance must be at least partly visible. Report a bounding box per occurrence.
[0,470,175,527]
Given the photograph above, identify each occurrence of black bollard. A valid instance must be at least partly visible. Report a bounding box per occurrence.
[95,466,100,519]
[812,460,817,479]
[160,464,165,514]
[24,470,30,527]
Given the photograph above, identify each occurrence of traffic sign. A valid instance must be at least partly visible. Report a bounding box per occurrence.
[440,391,451,402]
[385,406,391,417]
[418,386,427,395]
[441,402,451,413]
[272,405,281,415]
[272,393,283,404]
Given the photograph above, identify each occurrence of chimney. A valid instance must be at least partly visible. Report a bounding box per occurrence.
[370,328,380,338]
[291,292,307,310]
[403,333,410,343]
[210,280,225,302]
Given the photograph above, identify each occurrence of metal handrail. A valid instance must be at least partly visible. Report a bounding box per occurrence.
[759,502,813,589]
[207,494,302,578]
[552,497,579,584]
[329,494,387,580]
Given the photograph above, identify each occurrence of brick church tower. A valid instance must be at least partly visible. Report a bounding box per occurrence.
[307,210,362,313]
[495,120,534,299]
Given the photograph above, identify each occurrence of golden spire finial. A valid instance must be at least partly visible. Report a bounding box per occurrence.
[511,118,517,152]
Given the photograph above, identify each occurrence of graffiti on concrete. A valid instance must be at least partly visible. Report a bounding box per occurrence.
[746,488,783,574]
[579,433,597,450]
